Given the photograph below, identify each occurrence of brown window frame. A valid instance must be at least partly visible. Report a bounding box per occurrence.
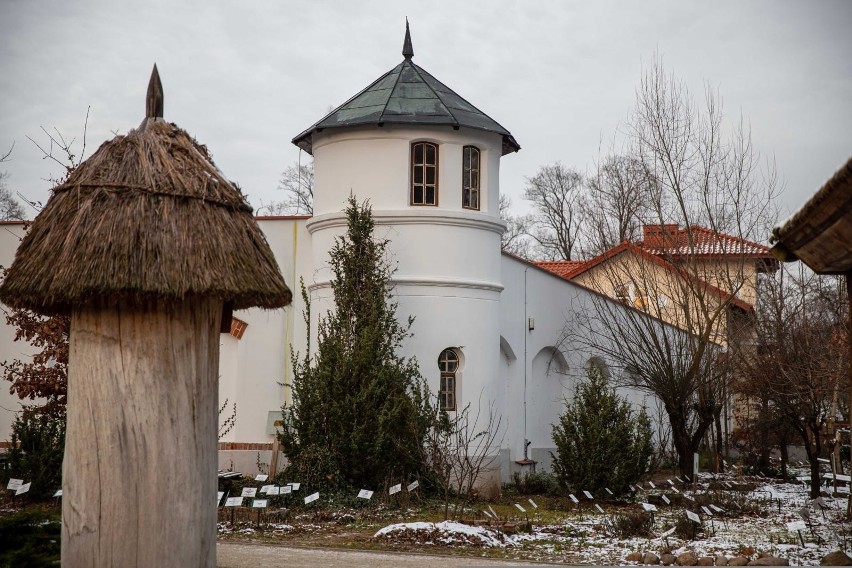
[411,141,439,206]
[438,348,459,411]
[462,145,480,210]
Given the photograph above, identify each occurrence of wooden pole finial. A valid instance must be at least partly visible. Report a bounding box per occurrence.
[146,64,164,119]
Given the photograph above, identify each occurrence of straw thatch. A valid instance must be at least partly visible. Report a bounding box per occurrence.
[0,118,292,314]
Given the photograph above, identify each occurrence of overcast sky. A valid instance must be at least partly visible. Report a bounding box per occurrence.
[1,0,850,229]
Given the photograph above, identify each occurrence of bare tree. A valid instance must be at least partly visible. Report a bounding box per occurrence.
[499,194,532,257]
[421,396,503,520]
[737,267,848,497]
[0,173,25,221]
[584,155,654,254]
[565,57,779,477]
[258,161,313,216]
[522,162,584,260]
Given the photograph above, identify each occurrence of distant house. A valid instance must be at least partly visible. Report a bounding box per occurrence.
[536,224,778,347]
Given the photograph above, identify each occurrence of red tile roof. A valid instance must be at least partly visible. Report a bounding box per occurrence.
[639,225,774,259]
[535,240,753,311]
[533,260,588,279]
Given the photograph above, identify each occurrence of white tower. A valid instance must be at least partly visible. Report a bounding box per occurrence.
[292,24,519,467]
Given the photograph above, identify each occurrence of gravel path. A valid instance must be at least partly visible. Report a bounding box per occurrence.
[216,542,550,567]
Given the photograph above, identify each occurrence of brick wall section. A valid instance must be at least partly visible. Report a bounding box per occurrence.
[218,442,273,451]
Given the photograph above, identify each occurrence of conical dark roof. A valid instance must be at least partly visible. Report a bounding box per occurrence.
[292,25,520,156]
[0,67,292,315]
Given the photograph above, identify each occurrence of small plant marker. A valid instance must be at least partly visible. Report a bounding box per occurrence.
[514,503,526,513]
[583,490,593,499]
[407,480,419,491]
[389,483,402,495]
[304,492,319,504]
[357,489,374,500]
[241,487,257,498]
[255,474,268,482]
[528,498,538,509]
[595,503,604,513]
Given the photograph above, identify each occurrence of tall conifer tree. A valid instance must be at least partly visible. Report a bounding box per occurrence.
[280,196,429,490]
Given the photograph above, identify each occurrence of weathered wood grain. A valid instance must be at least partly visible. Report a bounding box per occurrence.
[62,298,221,567]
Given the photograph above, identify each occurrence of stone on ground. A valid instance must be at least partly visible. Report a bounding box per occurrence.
[822,551,852,566]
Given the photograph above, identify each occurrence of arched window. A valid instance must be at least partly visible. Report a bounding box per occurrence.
[438,348,459,411]
[462,146,480,210]
[411,141,438,206]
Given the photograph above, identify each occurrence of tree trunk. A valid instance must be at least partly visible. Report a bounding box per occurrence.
[62,299,221,567]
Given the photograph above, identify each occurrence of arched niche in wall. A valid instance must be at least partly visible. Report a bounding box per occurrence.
[527,346,571,464]
[499,336,517,363]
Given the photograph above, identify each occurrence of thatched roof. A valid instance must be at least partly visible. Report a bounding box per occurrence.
[0,67,291,314]
[771,156,852,274]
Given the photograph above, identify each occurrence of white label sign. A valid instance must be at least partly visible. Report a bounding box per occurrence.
[217,491,224,505]
[282,486,291,495]
[667,479,674,486]
[15,482,30,496]
[659,527,676,538]
[641,502,657,512]
[528,498,538,509]
[605,487,613,495]
[259,485,273,494]
[701,505,713,516]
[304,492,319,504]
[710,504,723,513]
[684,493,694,501]
[225,497,243,507]
[357,489,374,500]
[488,505,498,519]
[289,483,301,491]
[389,484,402,495]
[671,486,680,494]
[407,480,419,491]
[255,474,268,482]
[661,495,670,505]
[569,494,579,503]
[482,509,493,518]
[514,503,526,513]
[241,487,257,498]
[685,510,701,523]
[595,503,605,513]
[54,489,63,498]
[787,520,807,531]
[6,478,23,490]
[648,481,655,489]
[252,499,268,508]
[583,490,593,499]
[268,486,281,496]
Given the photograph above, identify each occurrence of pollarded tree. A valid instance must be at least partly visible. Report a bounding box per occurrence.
[551,363,654,495]
[279,196,431,491]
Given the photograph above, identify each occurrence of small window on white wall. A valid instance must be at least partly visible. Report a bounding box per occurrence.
[462,146,480,210]
[411,141,438,206]
[438,348,459,411]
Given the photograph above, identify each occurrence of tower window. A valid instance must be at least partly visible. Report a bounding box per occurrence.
[462,146,480,210]
[438,348,459,411]
[411,141,438,206]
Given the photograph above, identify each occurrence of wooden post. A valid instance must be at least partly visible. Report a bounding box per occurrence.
[269,437,281,478]
[62,298,221,566]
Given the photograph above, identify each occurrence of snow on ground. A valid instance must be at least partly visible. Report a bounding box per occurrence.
[374,520,516,548]
[373,470,852,565]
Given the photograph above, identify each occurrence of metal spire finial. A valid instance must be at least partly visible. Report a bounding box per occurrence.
[402,18,414,60]
[146,64,164,119]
